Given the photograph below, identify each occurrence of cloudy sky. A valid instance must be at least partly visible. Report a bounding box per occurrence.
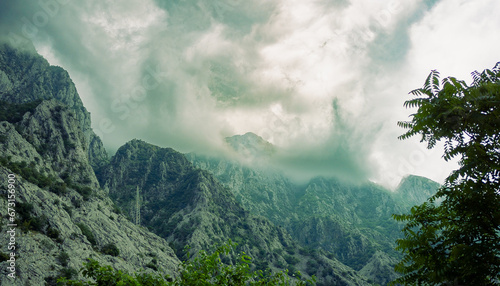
[1,0,499,188]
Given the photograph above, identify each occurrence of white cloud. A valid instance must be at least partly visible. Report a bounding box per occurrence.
[369,0,500,188]
[407,0,500,81]
[5,0,499,187]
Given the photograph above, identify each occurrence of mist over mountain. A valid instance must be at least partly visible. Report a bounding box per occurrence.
[225,132,276,160]
[0,21,447,286]
[2,0,493,186]
[0,42,108,169]
[98,138,373,285]
[0,1,496,284]
[187,132,441,285]
[0,45,179,284]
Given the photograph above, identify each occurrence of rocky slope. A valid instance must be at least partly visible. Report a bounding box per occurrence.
[225,132,276,160]
[0,40,442,285]
[0,42,108,169]
[188,132,440,285]
[394,175,441,208]
[98,139,372,285]
[0,41,371,286]
[0,100,179,285]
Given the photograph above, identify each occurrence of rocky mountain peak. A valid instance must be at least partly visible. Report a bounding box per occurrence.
[395,175,440,207]
[225,132,275,159]
[0,42,108,169]
[0,100,179,285]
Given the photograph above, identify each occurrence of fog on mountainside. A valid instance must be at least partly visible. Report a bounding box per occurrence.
[0,0,484,187]
[3,0,497,284]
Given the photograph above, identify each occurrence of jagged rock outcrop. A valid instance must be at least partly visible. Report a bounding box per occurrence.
[0,42,108,169]
[0,166,180,285]
[359,251,399,286]
[394,175,441,208]
[188,133,440,285]
[99,139,371,285]
[187,152,300,225]
[190,153,401,283]
[225,132,276,160]
[0,71,179,285]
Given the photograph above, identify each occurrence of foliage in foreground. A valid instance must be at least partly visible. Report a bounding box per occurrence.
[392,63,500,285]
[57,240,315,285]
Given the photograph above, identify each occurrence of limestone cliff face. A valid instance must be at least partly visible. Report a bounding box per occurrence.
[0,76,179,285]
[187,152,300,225]
[395,175,441,208]
[188,133,440,285]
[99,139,371,286]
[189,154,398,282]
[0,48,179,285]
[0,43,108,169]
[359,251,399,286]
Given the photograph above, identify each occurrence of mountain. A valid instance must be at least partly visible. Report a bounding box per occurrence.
[0,41,442,285]
[395,175,442,208]
[0,41,371,286]
[225,132,276,160]
[0,42,108,169]
[0,99,179,285]
[187,133,440,285]
[98,139,372,285]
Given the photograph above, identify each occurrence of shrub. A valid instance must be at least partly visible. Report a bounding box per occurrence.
[71,184,93,201]
[58,259,170,285]
[101,243,120,257]
[58,241,316,285]
[59,267,78,280]
[274,258,287,268]
[50,182,68,195]
[72,198,81,208]
[145,261,158,271]
[284,255,299,265]
[58,251,70,267]
[76,223,97,246]
[46,227,61,241]
[112,203,121,214]
[0,252,10,262]
[306,259,319,274]
[16,202,49,232]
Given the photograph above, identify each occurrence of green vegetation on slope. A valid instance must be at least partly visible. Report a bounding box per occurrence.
[58,241,315,286]
[0,99,43,123]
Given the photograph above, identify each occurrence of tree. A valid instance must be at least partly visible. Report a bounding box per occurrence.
[174,240,314,285]
[57,240,315,285]
[392,63,500,285]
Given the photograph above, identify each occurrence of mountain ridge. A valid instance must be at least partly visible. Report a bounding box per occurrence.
[99,138,372,285]
[188,149,440,285]
[0,99,179,285]
[0,42,108,169]
[0,42,442,286]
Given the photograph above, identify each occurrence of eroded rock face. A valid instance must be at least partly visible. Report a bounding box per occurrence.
[0,168,180,286]
[0,46,179,285]
[0,43,108,169]
[359,251,400,286]
[0,102,179,285]
[187,136,440,285]
[395,175,441,208]
[99,139,372,286]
